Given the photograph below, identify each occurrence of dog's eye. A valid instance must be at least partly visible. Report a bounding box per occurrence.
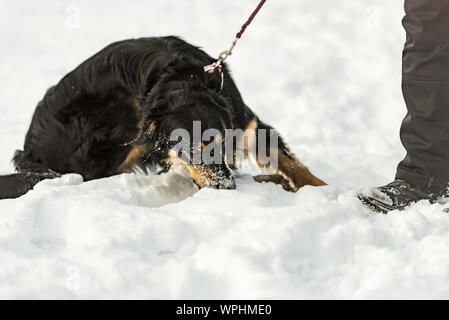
[189,74,195,79]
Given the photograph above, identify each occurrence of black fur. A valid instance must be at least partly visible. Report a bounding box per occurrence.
[1,36,266,199]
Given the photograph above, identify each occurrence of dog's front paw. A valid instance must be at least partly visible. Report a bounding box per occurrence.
[253,174,295,192]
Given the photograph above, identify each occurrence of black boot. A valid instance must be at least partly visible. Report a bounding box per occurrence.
[358,180,447,214]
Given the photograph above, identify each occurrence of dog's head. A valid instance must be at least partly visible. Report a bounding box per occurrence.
[137,63,236,189]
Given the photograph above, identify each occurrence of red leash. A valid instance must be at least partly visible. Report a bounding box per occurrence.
[236,0,267,39]
[204,0,268,79]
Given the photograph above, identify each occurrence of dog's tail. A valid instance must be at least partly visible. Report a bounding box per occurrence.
[0,150,60,200]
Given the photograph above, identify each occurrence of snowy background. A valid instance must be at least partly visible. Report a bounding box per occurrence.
[1,0,449,299]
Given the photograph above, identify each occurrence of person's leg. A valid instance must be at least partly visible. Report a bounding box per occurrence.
[359,0,449,213]
[396,0,449,192]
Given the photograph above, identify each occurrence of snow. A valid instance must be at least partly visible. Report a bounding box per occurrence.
[1,0,449,299]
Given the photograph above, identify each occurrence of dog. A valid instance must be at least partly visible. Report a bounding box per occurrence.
[0,36,325,199]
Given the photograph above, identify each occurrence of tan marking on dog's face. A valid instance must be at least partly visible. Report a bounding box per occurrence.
[167,149,183,164]
[130,98,141,116]
[166,149,215,188]
[191,142,205,156]
[184,164,215,188]
[129,98,143,131]
[214,134,223,144]
[148,121,156,133]
[117,145,146,173]
[133,121,155,143]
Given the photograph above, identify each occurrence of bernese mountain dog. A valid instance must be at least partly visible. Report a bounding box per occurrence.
[0,36,325,199]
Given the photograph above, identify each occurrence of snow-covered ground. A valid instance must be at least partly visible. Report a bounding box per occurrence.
[1,0,449,299]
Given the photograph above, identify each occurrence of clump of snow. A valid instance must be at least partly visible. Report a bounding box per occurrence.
[1,0,449,299]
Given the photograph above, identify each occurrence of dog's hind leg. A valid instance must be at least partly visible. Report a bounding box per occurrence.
[0,150,61,200]
[243,118,326,192]
[0,171,61,200]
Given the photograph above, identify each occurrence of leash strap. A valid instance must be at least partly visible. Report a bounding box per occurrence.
[204,0,268,81]
[236,0,267,39]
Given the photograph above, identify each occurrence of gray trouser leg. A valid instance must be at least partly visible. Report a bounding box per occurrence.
[396,0,449,190]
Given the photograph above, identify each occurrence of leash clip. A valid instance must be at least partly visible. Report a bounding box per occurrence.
[203,38,239,91]
[218,50,231,63]
[203,37,238,74]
